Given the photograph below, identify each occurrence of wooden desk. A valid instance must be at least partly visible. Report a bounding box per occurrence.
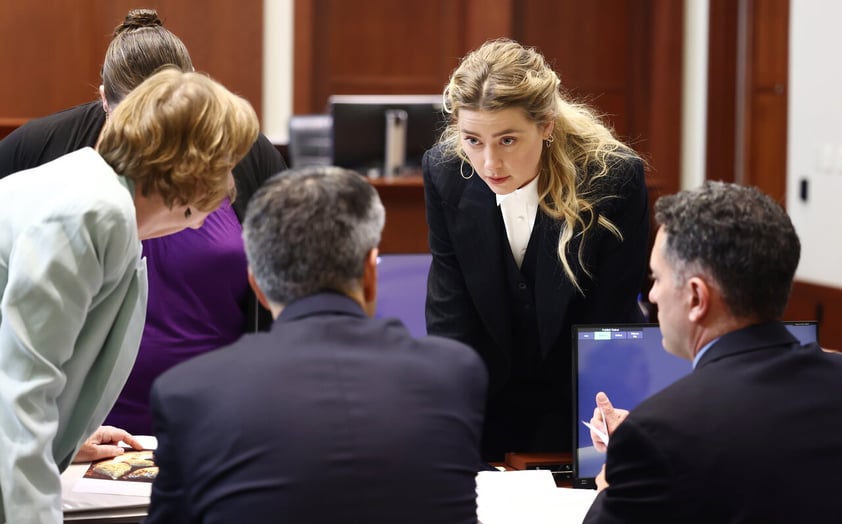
[368,174,428,254]
[63,460,586,523]
[503,452,574,488]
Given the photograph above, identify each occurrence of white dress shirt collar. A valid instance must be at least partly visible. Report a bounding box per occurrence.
[496,175,540,268]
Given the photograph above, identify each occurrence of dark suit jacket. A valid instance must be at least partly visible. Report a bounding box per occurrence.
[584,322,842,523]
[145,292,488,524]
[422,146,649,455]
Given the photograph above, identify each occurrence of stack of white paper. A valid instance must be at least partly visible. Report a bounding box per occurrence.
[476,470,597,524]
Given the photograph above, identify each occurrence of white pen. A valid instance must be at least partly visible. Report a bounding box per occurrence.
[600,405,610,443]
[582,406,610,446]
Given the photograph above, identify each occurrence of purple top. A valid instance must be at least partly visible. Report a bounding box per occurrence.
[104,200,249,434]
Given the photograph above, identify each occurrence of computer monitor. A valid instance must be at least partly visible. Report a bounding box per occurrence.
[571,321,819,489]
[328,95,447,174]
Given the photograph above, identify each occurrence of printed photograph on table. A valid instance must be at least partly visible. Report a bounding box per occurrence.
[83,450,158,483]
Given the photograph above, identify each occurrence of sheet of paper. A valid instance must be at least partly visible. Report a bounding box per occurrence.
[120,435,157,450]
[476,470,597,524]
[73,476,152,497]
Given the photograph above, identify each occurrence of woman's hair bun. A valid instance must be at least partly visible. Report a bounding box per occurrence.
[115,8,162,35]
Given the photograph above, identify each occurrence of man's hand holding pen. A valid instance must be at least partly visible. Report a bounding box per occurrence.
[588,391,629,452]
[587,392,629,492]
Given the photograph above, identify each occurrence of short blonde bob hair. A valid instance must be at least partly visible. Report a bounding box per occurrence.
[98,67,258,212]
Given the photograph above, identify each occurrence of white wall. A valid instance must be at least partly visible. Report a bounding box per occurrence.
[680,0,709,191]
[787,0,842,287]
[262,0,294,144]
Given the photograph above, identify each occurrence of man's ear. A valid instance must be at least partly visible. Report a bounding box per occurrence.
[247,268,272,312]
[687,276,711,323]
[362,248,379,316]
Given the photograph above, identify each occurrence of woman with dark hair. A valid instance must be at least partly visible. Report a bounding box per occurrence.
[0,9,286,437]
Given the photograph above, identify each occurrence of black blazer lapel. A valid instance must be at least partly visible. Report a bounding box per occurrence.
[533,213,578,356]
[452,177,512,352]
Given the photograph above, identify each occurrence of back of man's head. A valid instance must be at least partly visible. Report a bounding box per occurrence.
[654,181,800,320]
[242,166,385,306]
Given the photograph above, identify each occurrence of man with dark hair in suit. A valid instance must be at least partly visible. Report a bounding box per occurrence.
[145,167,488,523]
[583,181,842,523]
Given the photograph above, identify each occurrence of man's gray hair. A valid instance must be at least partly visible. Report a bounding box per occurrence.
[654,181,800,320]
[242,166,386,305]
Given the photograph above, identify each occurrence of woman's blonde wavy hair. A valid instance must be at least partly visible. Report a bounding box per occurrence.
[438,38,640,293]
[98,68,258,212]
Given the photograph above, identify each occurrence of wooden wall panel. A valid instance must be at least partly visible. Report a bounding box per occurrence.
[748,92,788,202]
[512,0,631,136]
[463,0,514,50]
[327,2,451,93]
[739,0,789,201]
[750,0,789,87]
[512,0,684,202]
[706,0,739,183]
[292,0,318,115]
[708,0,788,196]
[639,0,684,200]
[513,0,683,203]
[293,0,527,114]
[294,0,465,113]
[0,1,104,119]
[0,1,263,120]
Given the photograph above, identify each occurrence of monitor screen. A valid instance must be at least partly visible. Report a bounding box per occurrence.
[328,95,447,174]
[572,321,819,488]
[374,253,431,338]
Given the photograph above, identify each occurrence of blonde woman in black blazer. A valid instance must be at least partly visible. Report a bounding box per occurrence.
[423,38,650,461]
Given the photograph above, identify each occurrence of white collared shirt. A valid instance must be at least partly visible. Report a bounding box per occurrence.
[496,175,540,268]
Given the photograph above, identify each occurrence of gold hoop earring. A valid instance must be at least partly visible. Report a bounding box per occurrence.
[459,158,475,180]
[544,135,555,148]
